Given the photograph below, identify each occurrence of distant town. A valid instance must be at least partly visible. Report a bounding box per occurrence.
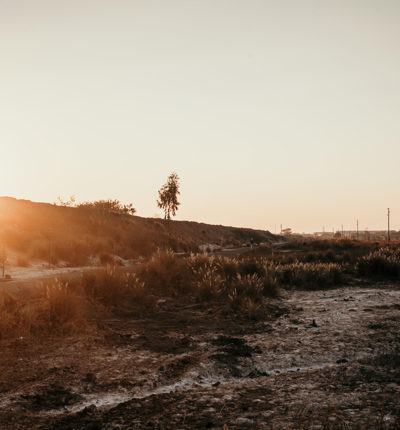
[280,228,400,241]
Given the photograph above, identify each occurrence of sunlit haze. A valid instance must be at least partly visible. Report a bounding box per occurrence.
[1,0,399,233]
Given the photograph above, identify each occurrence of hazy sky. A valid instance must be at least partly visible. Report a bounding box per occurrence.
[1,0,399,232]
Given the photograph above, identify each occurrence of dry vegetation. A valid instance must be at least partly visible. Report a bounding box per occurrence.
[2,239,400,340]
[0,197,276,266]
[0,279,86,339]
[1,223,400,428]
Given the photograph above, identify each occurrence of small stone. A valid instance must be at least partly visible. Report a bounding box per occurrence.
[235,417,254,425]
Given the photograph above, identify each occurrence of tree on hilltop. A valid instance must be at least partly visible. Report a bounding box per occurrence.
[157,172,180,220]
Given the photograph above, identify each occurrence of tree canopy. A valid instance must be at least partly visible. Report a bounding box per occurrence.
[157,172,180,220]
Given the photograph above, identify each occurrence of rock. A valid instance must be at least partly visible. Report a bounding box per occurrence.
[235,417,254,425]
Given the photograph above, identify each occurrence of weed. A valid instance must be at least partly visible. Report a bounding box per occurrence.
[269,261,343,290]
[40,279,84,334]
[193,265,225,301]
[82,266,150,308]
[140,249,191,294]
[0,279,86,339]
[357,248,400,278]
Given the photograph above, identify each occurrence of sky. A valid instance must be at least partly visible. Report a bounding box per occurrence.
[1,0,399,233]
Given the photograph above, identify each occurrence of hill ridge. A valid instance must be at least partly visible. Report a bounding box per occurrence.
[0,197,278,266]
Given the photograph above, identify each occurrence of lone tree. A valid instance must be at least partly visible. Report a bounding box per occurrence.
[157,172,180,220]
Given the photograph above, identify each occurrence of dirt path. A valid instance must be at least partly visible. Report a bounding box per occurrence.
[0,284,399,428]
[0,261,142,294]
[0,246,252,294]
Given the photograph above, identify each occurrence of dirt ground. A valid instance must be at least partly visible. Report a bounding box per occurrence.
[0,283,399,429]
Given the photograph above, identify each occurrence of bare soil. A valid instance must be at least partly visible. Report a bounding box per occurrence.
[0,285,399,429]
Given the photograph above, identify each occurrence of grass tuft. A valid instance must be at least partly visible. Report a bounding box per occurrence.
[357,247,400,278]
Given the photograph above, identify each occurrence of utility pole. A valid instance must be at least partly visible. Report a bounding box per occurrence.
[341,224,344,237]
[387,208,390,243]
[356,220,359,240]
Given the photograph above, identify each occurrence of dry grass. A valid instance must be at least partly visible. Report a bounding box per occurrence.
[357,248,400,278]
[192,264,225,301]
[39,279,85,335]
[82,266,152,309]
[2,241,399,339]
[140,249,191,294]
[138,252,279,318]
[249,239,382,267]
[269,261,344,290]
[0,197,275,266]
[0,279,87,339]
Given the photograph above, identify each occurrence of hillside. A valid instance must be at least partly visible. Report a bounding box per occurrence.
[0,197,278,266]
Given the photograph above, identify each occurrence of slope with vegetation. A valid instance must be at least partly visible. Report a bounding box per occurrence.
[0,197,278,267]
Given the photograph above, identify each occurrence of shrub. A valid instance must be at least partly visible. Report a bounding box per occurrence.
[233,274,264,301]
[214,257,240,281]
[82,266,149,308]
[270,262,343,290]
[192,265,225,301]
[239,297,264,320]
[357,248,400,278]
[140,249,191,294]
[40,279,84,334]
[262,271,279,297]
[226,274,267,320]
[77,199,136,216]
[238,259,265,278]
[227,274,264,311]
[0,280,86,339]
[273,239,380,266]
[187,253,213,272]
[0,291,19,339]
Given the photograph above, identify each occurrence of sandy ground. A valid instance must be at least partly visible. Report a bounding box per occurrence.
[0,259,140,294]
[0,283,399,429]
[6,264,96,283]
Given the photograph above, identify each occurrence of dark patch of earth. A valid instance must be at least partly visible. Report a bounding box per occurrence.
[19,384,83,411]
[1,286,400,429]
